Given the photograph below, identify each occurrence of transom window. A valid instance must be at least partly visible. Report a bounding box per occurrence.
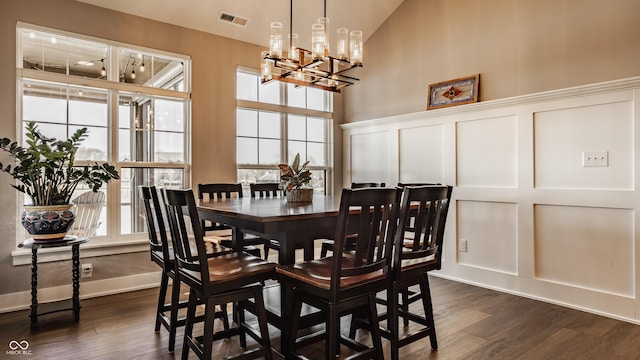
[236,69,332,193]
[16,23,191,243]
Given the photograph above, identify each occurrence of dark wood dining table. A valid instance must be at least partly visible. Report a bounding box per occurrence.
[197,193,342,355]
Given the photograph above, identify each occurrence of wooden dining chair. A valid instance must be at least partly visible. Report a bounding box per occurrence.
[249,182,314,260]
[351,185,453,360]
[140,186,229,353]
[319,182,387,258]
[163,188,275,360]
[197,183,262,257]
[249,182,283,198]
[277,187,401,359]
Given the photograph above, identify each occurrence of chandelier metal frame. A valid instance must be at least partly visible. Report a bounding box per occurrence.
[261,0,362,93]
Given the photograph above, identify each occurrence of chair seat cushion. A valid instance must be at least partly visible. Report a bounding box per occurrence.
[276,256,385,290]
[182,253,275,285]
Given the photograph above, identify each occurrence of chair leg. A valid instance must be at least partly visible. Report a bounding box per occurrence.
[367,294,384,360]
[263,240,270,260]
[326,305,339,360]
[401,288,410,327]
[421,274,438,350]
[168,278,182,353]
[237,299,247,348]
[220,303,230,331]
[155,271,169,332]
[182,289,198,360]
[389,285,400,360]
[252,287,273,360]
[202,298,217,360]
[287,292,303,358]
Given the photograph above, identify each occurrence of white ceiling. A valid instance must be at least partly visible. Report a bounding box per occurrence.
[76,0,405,50]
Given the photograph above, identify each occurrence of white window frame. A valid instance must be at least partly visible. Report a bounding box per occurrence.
[12,23,192,265]
[236,67,333,194]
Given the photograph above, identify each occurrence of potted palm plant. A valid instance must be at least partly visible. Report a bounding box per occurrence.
[278,153,313,202]
[0,121,119,240]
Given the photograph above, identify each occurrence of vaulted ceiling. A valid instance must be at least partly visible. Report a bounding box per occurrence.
[76,0,405,50]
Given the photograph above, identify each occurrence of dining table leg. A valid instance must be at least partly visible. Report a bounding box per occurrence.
[277,231,298,358]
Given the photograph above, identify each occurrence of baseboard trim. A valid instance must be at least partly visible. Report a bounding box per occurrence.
[431,272,640,326]
[0,271,162,314]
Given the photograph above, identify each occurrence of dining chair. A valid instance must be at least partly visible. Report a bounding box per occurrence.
[140,186,229,353]
[351,185,453,360]
[197,183,262,257]
[163,188,275,360]
[67,190,105,237]
[276,187,401,359]
[249,182,314,260]
[319,182,387,258]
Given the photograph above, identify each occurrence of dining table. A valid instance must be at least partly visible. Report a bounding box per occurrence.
[196,193,343,355]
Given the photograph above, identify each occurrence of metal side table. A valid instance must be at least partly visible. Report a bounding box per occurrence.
[18,236,89,328]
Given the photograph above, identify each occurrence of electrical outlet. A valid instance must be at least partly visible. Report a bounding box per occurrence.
[459,239,468,252]
[81,263,93,278]
[582,151,608,167]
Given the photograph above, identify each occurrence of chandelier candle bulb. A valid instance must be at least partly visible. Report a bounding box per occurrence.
[311,22,326,60]
[318,17,330,58]
[270,22,283,58]
[337,28,349,60]
[350,30,363,65]
[261,51,272,80]
[288,33,299,62]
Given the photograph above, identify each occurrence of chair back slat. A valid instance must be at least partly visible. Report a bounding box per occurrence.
[250,183,283,198]
[394,185,453,276]
[331,188,400,298]
[140,186,173,268]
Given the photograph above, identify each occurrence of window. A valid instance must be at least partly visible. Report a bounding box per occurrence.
[236,69,332,193]
[16,24,191,245]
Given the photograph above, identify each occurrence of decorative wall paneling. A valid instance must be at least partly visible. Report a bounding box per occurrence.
[341,76,640,323]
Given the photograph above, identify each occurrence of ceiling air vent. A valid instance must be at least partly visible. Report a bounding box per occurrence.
[219,12,248,27]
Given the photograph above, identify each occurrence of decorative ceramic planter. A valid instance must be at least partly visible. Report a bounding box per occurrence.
[286,188,314,203]
[21,204,75,241]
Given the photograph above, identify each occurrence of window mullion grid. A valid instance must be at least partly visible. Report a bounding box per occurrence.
[16,25,191,243]
[282,112,288,164]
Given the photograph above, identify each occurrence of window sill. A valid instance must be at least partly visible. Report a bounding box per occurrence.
[11,239,149,266]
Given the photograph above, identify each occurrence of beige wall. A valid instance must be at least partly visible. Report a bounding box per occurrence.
[0,0,345,298]
[1,0,637,301]
[344,0,640,122]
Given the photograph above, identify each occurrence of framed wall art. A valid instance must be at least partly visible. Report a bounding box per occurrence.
[426,74,479,110]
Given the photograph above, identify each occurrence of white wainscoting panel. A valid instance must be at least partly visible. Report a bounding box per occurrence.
[350,131,392,185]
[457,200,518,274]
[534,101,633,190]
[399,124,445,184]
[341,76,640,323]
[534,204,635,297]
[457,116,518,187]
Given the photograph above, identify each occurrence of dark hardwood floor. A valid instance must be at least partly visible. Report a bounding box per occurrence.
[2,275,640,359]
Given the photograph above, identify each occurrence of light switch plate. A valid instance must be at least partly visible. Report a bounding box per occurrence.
[582,151,608,167]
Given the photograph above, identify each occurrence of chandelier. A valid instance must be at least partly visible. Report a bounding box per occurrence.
[261,0,363,93]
